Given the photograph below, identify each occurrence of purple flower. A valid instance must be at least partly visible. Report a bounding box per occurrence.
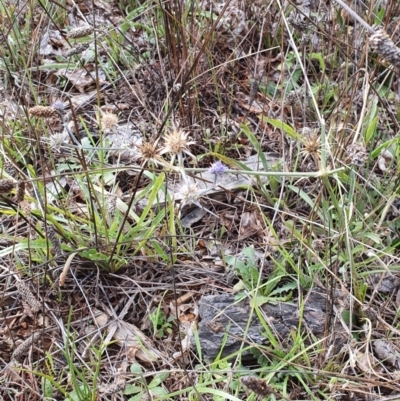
[208,160,227,176]
[52,100,65,111]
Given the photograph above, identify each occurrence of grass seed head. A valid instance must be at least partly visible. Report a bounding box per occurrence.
[16,181,25,203]
[241,376,277,397]
[16,280,41,313]
[66,25,93,39]
[3,160,17,177]
[0,179,15,194]
[106,194,117,216]
[11,331,42,361]
[19,200,32,215]
[370,29,400,68]
[29,105,58,119]
[346,142,368,167]
[66,43,90,57]
[47,226,62,256]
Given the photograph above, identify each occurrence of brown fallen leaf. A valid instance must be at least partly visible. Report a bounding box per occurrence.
[94,309,163,363]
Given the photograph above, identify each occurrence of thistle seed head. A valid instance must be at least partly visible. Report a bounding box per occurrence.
[176,181,200,208]
[136,142,162,165]
[101,112,119,132]
[161,127,196,157]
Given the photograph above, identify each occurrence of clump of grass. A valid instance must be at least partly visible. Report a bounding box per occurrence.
[1,0,400,399]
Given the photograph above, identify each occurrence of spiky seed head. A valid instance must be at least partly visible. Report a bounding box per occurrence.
[101,113,118,132]
[66,25,93,39]
[29,106,58,119]
[65,43,90,57]
[48,132,70,150]
[0,179,15,194]
[176,181,200,208]
[137,142,161,163]
[302,135,320,155]
[161,128,195,156]
[301,128,320,156]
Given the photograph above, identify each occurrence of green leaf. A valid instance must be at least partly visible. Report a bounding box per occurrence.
[124,385,143,395]
[130,363,143,374]
[269,281,297,296]
[240,124,270,171]
[41,377,53,399]
[260,117,302,140]
[311,53,325,71]
[150,386,169,395]
[137,172,166,225]
[363,233,382,245]
[225,255,246,270]
[128,394,144,401]
[149,372,169,388]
